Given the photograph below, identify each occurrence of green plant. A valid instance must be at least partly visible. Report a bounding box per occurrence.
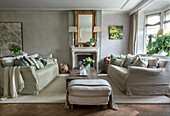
[9,43,22,56]
[82,57,95,66]
[148,32,170,56]
[86,37,95,46]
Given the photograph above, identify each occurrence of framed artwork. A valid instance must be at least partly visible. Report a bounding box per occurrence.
[109,26,123,40]
[0,22,23,56]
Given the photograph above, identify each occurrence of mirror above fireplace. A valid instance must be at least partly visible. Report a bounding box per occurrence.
[74,10,97,47]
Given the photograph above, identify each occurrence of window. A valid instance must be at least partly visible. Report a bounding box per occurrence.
[164,9,170,34]
[145,13,161,51]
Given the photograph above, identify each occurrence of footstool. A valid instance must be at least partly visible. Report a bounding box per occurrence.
[65,79,118,110]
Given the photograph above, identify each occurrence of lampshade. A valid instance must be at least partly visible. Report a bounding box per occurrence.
[68,26,77,32]
[93,26,102,33]
[157,29,163,36]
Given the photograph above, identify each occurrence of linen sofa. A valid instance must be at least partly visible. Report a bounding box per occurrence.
[108,56,170,96]
[0,56,59,95]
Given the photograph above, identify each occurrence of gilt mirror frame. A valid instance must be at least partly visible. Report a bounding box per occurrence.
[74,10,97,47]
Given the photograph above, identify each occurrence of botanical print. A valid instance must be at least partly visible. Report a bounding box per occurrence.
[0,23,22,56]
[109,26,123,39]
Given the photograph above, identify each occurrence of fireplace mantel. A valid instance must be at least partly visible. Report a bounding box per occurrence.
[71,46,99,72]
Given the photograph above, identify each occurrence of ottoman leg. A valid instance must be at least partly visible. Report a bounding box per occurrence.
[71,104,74,110]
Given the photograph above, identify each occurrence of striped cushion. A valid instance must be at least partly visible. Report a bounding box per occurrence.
[29,57,40,70]
[35,58,44,69]
[24,57,37,69]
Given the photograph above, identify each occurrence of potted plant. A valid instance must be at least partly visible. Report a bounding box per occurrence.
[86,37,95,47]
[9,43,22,56]
[148,32,170,57]
[82,57,95,69]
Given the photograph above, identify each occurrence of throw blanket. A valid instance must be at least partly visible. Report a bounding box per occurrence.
[65,79,118,110]
[0,66,24,100]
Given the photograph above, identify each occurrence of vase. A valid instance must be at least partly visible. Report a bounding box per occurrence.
[85,64,91,70]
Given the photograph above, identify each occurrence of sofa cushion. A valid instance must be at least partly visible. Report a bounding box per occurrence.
[113,58,125,67]
[24,57,37,69]
[111,54,120,64]
[14,58,30,66]
[40,54,52,59]
[2,57,14,67]
[133,56,148,68]
[30,57,40,70]
[148,58,159,68]
[159,60,167,68]
[41,58,55,66]
[28,53,39,57]
[123,55,137,68]
[120,54,126,59]
[35,58,44,69]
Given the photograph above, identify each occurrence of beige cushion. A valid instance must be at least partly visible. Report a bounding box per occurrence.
[133,56,148,68]
[148,58,159,68]
[120,54,126,59]
[2,57,14,67]
[159,60,167,68]
[28,53,39,57]
[113,58,125,67]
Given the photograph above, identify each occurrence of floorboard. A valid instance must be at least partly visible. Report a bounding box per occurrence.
[0,104,169,116]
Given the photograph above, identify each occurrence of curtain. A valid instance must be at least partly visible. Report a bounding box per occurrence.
[128,11,138,55]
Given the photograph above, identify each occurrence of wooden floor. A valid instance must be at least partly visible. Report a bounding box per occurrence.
[0,104,169,116]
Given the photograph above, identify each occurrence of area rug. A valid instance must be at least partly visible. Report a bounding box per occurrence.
[0,76,170,104]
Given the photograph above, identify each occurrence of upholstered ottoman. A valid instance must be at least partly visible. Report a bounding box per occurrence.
[65,79,118,110]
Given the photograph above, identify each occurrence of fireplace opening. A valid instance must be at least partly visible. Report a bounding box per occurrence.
[77,55,93,67]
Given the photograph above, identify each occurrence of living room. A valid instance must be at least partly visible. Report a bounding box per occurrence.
[0,0,170,116]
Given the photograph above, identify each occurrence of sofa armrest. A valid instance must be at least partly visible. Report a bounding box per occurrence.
[128,66,164,75]
[20,66,39,84]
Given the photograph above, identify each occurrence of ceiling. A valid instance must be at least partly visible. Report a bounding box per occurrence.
[142,0,170,12]
[0,0,143,12]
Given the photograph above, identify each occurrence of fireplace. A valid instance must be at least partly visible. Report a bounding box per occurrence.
[77,54,93,67]
[71,46,99,72]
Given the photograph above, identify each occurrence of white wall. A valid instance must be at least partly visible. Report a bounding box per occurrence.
[101,12,130,58]
[101,12,130,71]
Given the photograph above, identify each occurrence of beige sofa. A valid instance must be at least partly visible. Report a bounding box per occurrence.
[20,63,59,95]
[108,57,170,96]
[0,57,59,95]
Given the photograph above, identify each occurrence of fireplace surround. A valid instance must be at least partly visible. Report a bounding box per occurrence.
[71,46,99,72]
